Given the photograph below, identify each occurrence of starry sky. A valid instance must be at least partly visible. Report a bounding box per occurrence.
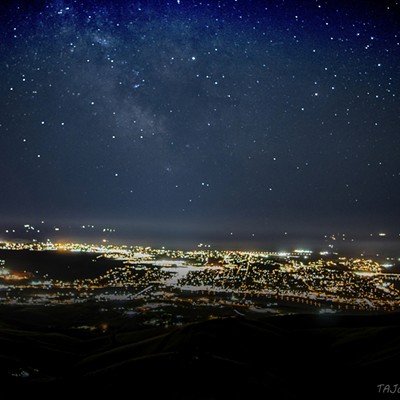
[1,0,399,251]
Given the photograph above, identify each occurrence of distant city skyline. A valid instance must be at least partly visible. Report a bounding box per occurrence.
[0,219,399,258]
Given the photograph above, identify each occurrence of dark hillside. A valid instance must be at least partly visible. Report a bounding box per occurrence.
[1,311,398,399]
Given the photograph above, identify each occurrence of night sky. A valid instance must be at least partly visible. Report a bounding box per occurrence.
[1,0,399,251]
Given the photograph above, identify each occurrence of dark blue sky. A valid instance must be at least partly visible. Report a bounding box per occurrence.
[1,0,399,250]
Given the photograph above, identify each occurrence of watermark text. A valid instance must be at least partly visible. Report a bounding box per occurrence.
[378,384,400,394]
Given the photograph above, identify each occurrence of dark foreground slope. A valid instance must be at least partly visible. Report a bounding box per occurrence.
[1,311,399,399]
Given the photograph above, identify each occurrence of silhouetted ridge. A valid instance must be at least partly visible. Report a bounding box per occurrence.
[2,313,400,399]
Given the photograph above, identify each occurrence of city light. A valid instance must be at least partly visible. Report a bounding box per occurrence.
[0,240,398,314]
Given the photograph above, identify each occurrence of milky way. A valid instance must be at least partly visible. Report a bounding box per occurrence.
[1,0,399,250]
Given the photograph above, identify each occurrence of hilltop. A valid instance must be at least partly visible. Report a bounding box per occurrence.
[1,309,398,399]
